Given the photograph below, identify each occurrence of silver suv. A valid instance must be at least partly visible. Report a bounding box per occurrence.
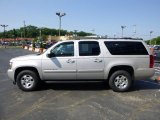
[7,39,155,92]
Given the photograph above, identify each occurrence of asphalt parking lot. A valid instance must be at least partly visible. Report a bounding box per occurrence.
[0,48,160,120]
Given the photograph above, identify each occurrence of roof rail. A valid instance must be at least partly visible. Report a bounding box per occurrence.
[79,36,143,40]
[104,37,143,40]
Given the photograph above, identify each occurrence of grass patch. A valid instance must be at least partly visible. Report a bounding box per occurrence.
[0,46,22,49]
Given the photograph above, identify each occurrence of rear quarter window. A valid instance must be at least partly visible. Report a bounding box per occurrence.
[104,41,148,55]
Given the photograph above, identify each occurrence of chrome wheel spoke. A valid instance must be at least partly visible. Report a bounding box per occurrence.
[114,75,128,89]
[21,75,34,89]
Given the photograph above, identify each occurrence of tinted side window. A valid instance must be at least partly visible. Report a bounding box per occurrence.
[104,41,148,55]
[51,42,74,57]
[79,41,100,56]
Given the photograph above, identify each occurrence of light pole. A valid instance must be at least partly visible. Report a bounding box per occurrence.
[21,32,23,38]
[0,24,8,40]
[74,30,78,39]
[121,26,126,38]
[39,28,43,44]
[39,28,42,38]
[23,21,26,38]
[133,25,136,37]
[56,12,66,36]
[91,28,95,35]
[22,20,26,46]
[150,31,153,45]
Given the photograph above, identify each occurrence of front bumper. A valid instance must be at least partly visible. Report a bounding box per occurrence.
[7,69,16,84]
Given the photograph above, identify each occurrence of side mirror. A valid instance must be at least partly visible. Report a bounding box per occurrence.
[46,53,51,58]
[46,53,55,58]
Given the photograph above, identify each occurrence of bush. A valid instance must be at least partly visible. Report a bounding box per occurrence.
[40,42,44,48]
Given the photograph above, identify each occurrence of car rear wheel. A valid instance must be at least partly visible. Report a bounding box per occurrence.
[109,70,132,92]
[16,70,39,91]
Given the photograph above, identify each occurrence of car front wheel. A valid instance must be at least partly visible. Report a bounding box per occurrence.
[16,70,39,91]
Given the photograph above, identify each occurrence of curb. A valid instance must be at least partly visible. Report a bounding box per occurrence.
[23,46,46,53]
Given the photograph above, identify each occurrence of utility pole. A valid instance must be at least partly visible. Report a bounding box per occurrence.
[121,26,126,38]
[22,20,26,46]
[13,29,16,46]
[40,28,42,38]
[39,28,42,43]
[0,24,8,48]
[133,25,136,37]
[23,21,26,38]
[56,12,66,37]
[74,30,78,39]
[91,28,95,35]
[21,32,23,38]
[150,31,153,45]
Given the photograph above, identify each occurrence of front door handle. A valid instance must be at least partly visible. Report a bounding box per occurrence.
[66,59,75,63]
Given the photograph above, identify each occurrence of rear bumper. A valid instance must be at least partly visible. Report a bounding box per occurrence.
[135,68,155,80]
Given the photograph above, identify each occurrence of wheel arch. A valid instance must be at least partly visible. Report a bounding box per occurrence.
[14,66,41,83]
[107,65,134,80]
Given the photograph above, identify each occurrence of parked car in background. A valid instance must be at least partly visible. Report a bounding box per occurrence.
[154,45,160,51]
[44,42,57,49]
[154,52,160,63]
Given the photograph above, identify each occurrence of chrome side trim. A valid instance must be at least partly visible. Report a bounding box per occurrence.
[77,69,104,73]
[44,70,77,73]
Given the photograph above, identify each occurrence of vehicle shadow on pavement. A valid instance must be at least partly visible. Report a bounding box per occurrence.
[131,80,160,91]
[40,82,109,91]
[39,80,160,91]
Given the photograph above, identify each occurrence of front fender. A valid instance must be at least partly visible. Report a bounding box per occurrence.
[13,60,43,80]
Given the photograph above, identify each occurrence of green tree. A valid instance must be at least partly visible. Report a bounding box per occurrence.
[24,25,39,38]
[0,25,93,38]
[77,31,92,36]
[41,35,47,41]
[146,36,160,45]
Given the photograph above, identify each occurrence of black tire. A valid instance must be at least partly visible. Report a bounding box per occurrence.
[109,70,132,92]
[16,70,40,91]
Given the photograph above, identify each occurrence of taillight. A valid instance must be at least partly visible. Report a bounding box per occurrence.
[150,55,154,68]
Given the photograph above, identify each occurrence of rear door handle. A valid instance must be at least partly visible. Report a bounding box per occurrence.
[94,59,102,63]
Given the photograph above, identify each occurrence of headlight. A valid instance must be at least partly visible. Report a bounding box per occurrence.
[9,62,13,69]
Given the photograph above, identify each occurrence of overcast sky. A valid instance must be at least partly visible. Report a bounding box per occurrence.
[0,0,160,40]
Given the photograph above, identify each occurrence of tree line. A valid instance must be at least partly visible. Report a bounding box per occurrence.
[0,25,93,40]
[146,36,160,45]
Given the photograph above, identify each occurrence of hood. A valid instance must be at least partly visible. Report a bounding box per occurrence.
[10,54,42,62]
